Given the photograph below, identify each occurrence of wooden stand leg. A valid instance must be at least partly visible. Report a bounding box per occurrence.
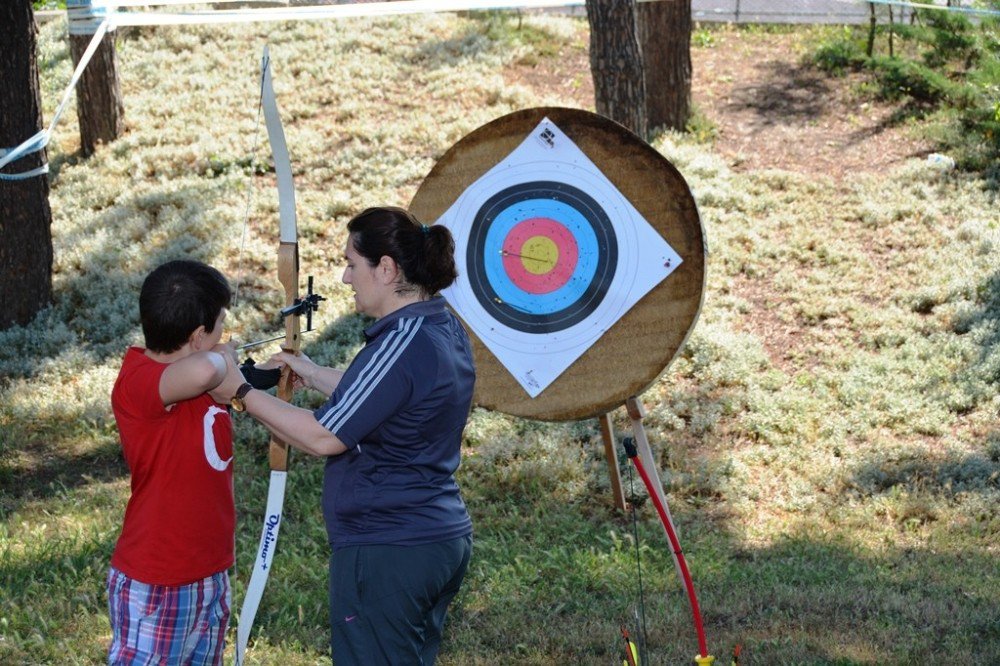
[599,412,627,511]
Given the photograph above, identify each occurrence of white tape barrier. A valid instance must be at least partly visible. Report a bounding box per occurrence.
[3,0,590,180]
[0,20,111,181]
[4,0,995,180]
[58,0,1000,13]
[107,0,587,27]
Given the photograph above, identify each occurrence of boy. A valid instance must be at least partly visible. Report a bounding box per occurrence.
[107,259,237,665]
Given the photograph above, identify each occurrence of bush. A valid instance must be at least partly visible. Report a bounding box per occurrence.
[868,56,972,106]
[814,39,866,74]
[811,11,1000,175]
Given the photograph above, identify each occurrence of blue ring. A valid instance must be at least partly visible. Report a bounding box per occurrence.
[482,199,599,315]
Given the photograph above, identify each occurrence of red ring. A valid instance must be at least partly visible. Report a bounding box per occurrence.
[501,218,578,294]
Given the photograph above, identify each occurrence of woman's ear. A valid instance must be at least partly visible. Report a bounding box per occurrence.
[377,255,399,284]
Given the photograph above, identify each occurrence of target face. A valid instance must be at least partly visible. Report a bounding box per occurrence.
[432,118,683,398]
[469,181,618,333]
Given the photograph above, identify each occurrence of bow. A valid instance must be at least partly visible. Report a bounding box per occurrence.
[234,46,302,666]
[622,397,714,665]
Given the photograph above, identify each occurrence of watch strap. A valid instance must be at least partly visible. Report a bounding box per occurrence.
[235,382,254,401]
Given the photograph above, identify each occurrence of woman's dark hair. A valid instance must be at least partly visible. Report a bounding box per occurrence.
[139,260,232,353]
[347,206,458,296]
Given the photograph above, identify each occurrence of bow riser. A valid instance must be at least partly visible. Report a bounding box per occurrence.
[270,239,300,472]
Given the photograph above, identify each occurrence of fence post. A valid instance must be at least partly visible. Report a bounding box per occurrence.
[67,0,124,156]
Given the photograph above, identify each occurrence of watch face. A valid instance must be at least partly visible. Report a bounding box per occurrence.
[230,397,246,413]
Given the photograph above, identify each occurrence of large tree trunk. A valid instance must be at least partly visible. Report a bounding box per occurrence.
[0,1,54,330]
[70,28,124,155]
[638,0,692,132]
[586,0,647,139]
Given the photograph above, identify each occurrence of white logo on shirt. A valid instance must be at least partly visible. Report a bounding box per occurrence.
[203,405,233,471]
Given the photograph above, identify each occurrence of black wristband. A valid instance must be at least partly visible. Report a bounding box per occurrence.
[240,357,282,390]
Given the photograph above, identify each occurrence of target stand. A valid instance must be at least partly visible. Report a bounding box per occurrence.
[411,107,705,509]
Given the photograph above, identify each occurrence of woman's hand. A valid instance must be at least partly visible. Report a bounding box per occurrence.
[267,351,344,396]
[269,351,317,390]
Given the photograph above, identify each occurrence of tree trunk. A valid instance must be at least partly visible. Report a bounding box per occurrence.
[888,4,895,58]
[586,0,647,139]
[637,0,692,133]
[0,1,54,330]
[867,3,876,57]
[70,29,124,156]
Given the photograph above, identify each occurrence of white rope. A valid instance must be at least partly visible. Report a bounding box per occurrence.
[6,0,993,180]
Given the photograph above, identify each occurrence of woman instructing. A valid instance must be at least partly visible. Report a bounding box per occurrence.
[218,206,475,665]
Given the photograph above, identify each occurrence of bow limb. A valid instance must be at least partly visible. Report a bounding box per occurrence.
[623,397,712,663]
[235,46,297,666]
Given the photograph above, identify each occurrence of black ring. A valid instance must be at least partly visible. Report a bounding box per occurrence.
[466,181,618,334]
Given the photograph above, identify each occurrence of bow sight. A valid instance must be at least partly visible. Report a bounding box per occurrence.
[279,275,326,332]
[237,276,326,352]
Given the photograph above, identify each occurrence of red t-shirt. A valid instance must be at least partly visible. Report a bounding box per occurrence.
[110,347,235,585]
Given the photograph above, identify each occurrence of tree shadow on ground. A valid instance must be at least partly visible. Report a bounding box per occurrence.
[942,268,1000,415]
[721,58,932,150]
[847,446,1000,499]
[411,12,568,72]
[0,436,125,519]
[450,482,1000,664]
[0,182,236,382]
[0,306,362,519]
[721,60,837,125]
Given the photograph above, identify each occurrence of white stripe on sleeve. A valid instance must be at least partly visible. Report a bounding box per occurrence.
[318,317,424,434]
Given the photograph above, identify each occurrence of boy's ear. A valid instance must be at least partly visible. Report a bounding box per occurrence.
[189,325,207,350]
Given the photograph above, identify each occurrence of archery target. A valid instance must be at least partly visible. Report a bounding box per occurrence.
[469,181,618,334]
[432,117,683,399]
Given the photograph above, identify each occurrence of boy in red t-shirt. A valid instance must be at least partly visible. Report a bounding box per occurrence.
[107,259,238,665]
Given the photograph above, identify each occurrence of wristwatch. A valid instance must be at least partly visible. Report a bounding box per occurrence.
[230,382,254,413]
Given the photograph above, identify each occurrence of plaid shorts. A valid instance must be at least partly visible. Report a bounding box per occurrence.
[106,566,231,665]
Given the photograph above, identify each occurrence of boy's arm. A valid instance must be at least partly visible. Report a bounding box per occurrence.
[159,351,229,407]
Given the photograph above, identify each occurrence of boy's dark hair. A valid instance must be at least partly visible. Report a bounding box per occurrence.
[347,206,458,297]
[139,260,232,353]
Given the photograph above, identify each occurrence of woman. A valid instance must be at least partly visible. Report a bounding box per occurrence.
[219,206,475,665]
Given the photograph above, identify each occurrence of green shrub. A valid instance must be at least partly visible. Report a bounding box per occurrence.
[813,39,866,74]
[868,56,962,105]
[920,9,979,68]
[811,11,1000,174]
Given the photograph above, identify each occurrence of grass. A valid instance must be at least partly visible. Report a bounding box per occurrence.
[3,11,1000,666]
